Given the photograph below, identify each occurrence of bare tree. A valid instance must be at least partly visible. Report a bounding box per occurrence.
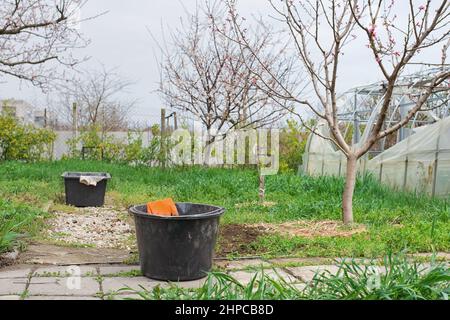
[157,0,299,144]
[56,67,135,133]
[227,0,450,224]
[0,0,90,88]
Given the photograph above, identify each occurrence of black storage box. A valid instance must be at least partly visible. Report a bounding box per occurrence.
[62,172,111,207]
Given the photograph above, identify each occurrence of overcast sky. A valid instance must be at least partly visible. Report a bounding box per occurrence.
[0,0,444,126]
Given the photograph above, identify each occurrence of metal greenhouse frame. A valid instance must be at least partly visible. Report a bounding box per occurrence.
[302,68,450,197]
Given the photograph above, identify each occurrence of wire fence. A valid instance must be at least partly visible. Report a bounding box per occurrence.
[50,129,156,160]
[45,106,172,159]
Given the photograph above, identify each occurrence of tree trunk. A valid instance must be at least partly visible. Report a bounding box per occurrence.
[203,132,216,166]
[342,156,357,225]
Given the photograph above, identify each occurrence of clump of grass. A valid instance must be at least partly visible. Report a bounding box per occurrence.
[103,269,143,278]
[114,254,449,300]
[0,199,46,254]
[116,270,301,300]
[305,253,450,300]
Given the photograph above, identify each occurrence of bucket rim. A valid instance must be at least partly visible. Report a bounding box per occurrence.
[129,203,225,220]
[61,172,112,179]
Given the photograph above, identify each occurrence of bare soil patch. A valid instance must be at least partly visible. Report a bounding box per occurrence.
[217,224,269,257]
[258,220,367,238]
[0,250,19,268]
[216,220,366,257]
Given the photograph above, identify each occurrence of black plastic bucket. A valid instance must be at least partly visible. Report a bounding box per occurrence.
[129,203,225,281]
[62,172,111,207]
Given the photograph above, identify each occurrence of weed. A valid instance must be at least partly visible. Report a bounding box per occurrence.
[113,254,449,300]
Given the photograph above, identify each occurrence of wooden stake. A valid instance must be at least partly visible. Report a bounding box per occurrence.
[259,174,265,203]
[72,103,77,137]
[173,112,178,130]
[161,108,166,168]
[44,108,48,128]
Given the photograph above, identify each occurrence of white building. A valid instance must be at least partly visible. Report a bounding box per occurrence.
[0,99,45,127]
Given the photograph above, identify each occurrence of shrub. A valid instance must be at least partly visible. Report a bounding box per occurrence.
[66,126,164,165]
[0,115,55,161]
[279,120,309,172]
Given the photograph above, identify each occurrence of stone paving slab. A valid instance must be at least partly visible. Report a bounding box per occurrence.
[0,295,22,300]
[1,258,415,299]
[286,265,385,282]
[173,278,208,289]
[33,265,98,277]
[286,265,341,283]
[228,268,297,284]
[0,267,32,279]
[27,277,101,296]
[98,264,141,276]
[410,252,450,260]
[101,277,164,295]
[215,259,270,270]
[21,244,130,265]
[104,293,144,300]
[268,257,332,266]
[292,283,307,291]
[0,278,28,295]
[26,296,101,300]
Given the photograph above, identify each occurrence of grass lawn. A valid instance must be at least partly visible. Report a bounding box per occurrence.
[0,160,448,258]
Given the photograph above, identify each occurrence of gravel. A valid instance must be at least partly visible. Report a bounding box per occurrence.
[45,206,136,250]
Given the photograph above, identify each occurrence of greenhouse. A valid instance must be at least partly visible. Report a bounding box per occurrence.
[302,68,450,197]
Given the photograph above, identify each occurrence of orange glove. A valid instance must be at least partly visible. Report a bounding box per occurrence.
[147,198,179,217]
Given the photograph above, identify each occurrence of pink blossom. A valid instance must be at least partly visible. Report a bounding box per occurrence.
[368,24,377,37]
[376,56,382,63]
[419,5,426,11]
[393,51,400,57]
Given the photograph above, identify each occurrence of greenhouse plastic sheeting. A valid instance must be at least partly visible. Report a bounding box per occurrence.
[302,117,450,197]
[303,122,348,177]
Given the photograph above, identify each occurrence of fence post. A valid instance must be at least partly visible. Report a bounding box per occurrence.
[259,174,265,203]
[432,150,440,197]
[403,136,410,191]
[431,121,443,197]
[160,108,166,169]
[403,157,409,191]
[173,112,178,130]
[338,157,342,177]
[379,155,383,182]
[72,103,78,138]
[44,108,47,128]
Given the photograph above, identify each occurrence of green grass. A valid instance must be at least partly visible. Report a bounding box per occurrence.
[304,254,450,300]
[0,160,448,257]
[112,254,449,300]
[0,199,47,253]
